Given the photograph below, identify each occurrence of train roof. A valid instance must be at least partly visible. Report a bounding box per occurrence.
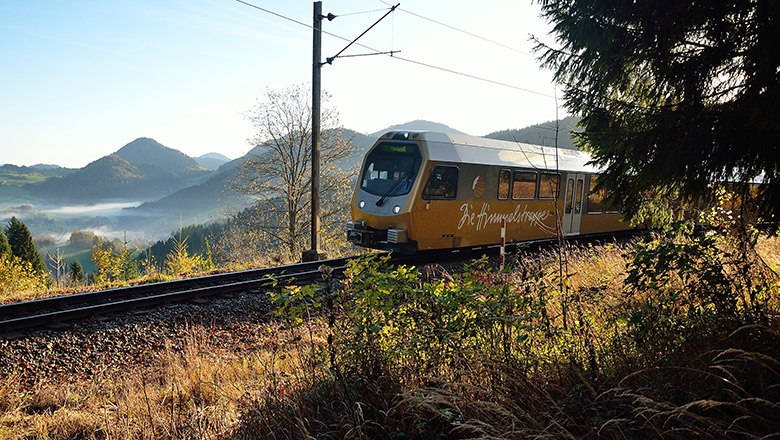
[377,131,602,174]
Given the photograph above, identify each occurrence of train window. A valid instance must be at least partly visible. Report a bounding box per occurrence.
[497,169,510,200]
[423,166,458,200]
[512,171,537,200]
[538,173,560,199]
[587,176,605,213]
[604,199,621,213]
[360,142,421,197]
[574,179,585,214]
[564,178,574,213]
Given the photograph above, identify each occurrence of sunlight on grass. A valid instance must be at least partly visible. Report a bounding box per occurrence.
[1,234,778,439]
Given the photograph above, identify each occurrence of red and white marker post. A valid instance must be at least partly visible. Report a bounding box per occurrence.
[499,219,506,271]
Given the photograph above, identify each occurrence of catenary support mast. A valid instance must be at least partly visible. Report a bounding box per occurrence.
[303,1,325,262]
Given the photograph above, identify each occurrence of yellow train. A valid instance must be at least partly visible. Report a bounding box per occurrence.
[346,131,635,253]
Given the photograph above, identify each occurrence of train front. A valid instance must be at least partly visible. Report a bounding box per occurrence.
[346,132,423,253]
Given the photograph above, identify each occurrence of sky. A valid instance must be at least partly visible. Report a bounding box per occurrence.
[0,0,563,168]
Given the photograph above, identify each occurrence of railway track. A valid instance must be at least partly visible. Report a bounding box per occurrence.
[0,256,357,336]
[0,233,632,337]
[0,248,485,337]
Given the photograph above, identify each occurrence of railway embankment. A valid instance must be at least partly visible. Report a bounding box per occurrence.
[0,234,778,439]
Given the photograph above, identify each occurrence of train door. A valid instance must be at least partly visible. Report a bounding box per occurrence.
[562,173,586,235]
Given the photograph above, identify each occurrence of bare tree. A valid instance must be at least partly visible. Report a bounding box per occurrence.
[231,84,358,261]
[46,245,67,287]
[45,233,68,287]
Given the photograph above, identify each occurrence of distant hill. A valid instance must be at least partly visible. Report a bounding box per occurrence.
[26,138,213,202]
[129,150,247,218]
[485,116,581,149]
[0,163,76,182]
[370,120,466,138]
[195,153,231,170]
[30,164,75,173]
[127,128,371,230]
[114,137,205,175]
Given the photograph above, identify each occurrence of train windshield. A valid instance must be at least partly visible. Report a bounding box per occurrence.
[360,142,422,197]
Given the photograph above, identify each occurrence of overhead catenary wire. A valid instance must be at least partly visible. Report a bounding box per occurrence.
[326,3,399,65]
[335,7,391,17]
[377,0,534,57]
[391,55,554,98]
[232,0,556,99]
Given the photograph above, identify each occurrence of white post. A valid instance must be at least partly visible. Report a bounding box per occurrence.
[499,219,506,271]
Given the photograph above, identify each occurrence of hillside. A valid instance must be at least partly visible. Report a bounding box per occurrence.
[485,115,581,149]
[127,128,372,230]
[115,138,204,176]
[369,120,466,138]
[0,164,76,186]
[195,153,231,170]
[25,138,213,202]
[123,165,247,230]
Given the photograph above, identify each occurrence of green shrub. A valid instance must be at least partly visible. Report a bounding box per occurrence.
[0,254,47,298]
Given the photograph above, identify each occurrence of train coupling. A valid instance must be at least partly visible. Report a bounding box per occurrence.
[346,221,372,246]
[347,221,415,252]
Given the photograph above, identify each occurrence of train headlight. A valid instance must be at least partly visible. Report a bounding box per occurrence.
[358,200,365,209]
[393,205,401,214]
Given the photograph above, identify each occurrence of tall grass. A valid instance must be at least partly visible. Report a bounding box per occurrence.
[235,228,780,439]
[0,324,324,439]
[1,231,778,439]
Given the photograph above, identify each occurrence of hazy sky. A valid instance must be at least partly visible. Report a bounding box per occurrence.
[1,0,562,168]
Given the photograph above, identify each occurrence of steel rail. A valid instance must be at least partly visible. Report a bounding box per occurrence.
[0,233,629,336]
[0,256,355,335]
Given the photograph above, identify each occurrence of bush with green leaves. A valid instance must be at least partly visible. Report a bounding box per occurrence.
[272,254,548,385]
[0,254,47,297]
[163,236,214,276]
[90,239,139,285]
[613,210,776,367]
[257,234,779,439]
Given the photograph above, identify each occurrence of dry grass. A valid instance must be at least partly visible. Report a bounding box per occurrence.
[230,234,779,439]
[756,234,780,275]
[0,323,327,439]
[1,235,778,439]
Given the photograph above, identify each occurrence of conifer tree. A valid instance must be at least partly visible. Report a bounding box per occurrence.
[5,217,47,276]
[536,0,779,227]
[0,228,10,258]
[68,260,84,283]
[69,260,85,284]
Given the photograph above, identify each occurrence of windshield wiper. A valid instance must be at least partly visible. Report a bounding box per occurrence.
[376,171,408,207]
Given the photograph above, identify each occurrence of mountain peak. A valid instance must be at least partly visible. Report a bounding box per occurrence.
[114,138,203,174]
[370,120,467,137]
[116,137,171,157]
[195,152,231,170]
[198,152,231,161]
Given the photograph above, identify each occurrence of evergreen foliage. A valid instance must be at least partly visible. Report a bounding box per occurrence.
[148,223,222,265]
[163,234,214,276]
[90,238,138,285]
[69,259,85,284]
[0,228,11,257]
[4,216,47,276]
[536,0,779,226]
